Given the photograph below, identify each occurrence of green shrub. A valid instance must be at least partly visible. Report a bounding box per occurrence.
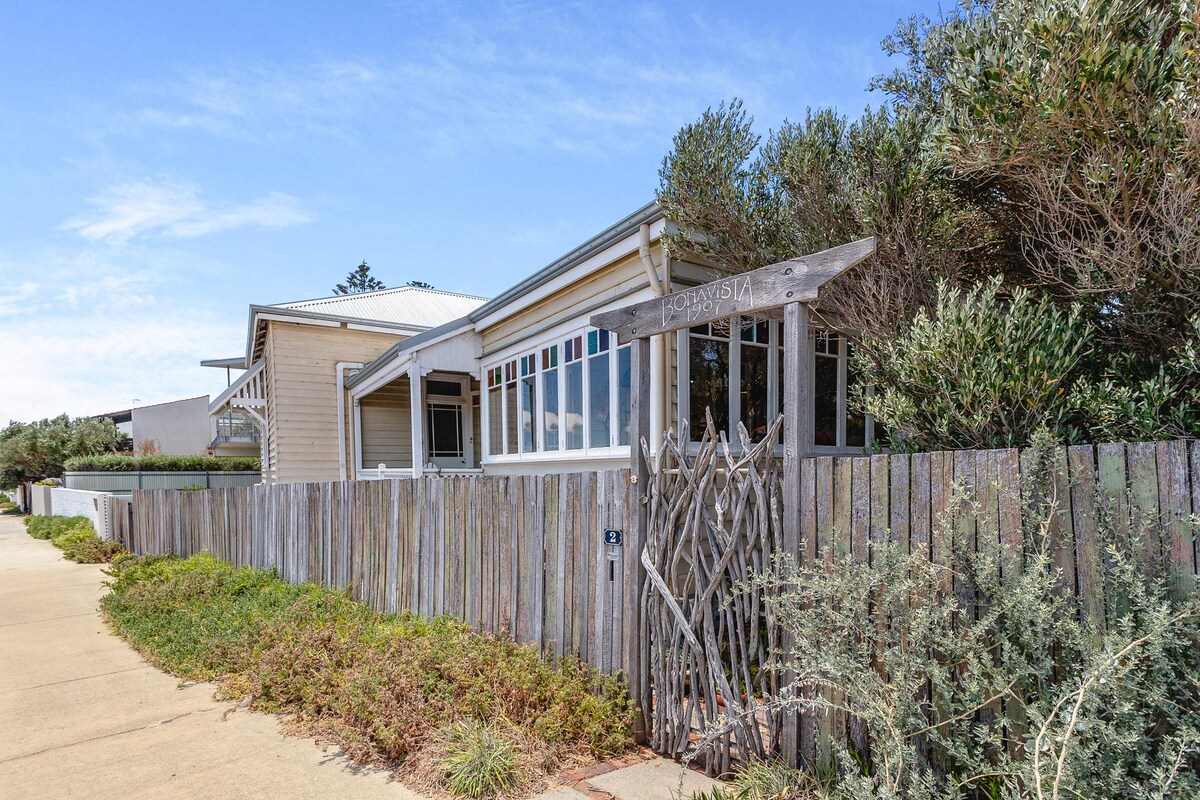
[439,720,521,798]
[729,439,1200,799]
[24,515,124,563]
[57,530,124,563]
[64,454,261,473]
[1071,316,1200,443]
[25,515,90,540]
[854,279,1091,451]
[100,554,633,787]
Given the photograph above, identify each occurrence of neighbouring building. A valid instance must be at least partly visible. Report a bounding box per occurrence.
[204,286,487,484]
[96,395,214,456]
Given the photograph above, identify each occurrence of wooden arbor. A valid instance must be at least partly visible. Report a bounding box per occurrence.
[591,237,876,744]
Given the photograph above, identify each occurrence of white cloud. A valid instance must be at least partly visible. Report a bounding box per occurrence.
[61,180,314,245]
[0,281,40,318]
[0,311,240,423]
[124,7,822,158]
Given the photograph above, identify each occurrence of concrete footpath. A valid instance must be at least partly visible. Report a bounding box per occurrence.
[0,515,719,800]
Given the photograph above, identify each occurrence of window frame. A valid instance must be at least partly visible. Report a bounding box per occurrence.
[480,326,632,465]
[679,320,876,454]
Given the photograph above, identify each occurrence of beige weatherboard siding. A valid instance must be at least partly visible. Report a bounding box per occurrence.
[205,285,489,485]
[265,321,402,484]
[358,377,413,470]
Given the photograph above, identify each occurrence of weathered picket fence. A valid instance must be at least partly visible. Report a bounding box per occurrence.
[641,437,1200,773]
[128,471,633,674]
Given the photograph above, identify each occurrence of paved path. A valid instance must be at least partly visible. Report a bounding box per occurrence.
[0,514,719,800]
[0,514,417,800]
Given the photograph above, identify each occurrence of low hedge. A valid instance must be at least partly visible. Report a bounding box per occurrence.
[64,455,261,473]
[24,515,124,563]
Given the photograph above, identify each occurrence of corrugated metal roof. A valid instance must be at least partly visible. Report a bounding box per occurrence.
[275,286,488,328]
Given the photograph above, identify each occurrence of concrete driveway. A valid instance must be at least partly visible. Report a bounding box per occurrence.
[0,514,419,800]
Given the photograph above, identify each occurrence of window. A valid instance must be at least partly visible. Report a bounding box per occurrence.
[504,360,517,454]
[427,403,464,458]
[688,321,730,441]
[814,332,839,447]
[564,336,584,450]
[542,346,560,450]
[617,345,632,446]
[685,321,875,452]
[519,355,537,452]
[740,318,770,442]
[486,366,503,455]
[587,330,611,448]
[482,328,633,460]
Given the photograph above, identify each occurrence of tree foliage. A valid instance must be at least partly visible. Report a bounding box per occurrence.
[0,415,122,487]
[658,0,1200,443]
[333,260,385,295]
[855,279,1091,450]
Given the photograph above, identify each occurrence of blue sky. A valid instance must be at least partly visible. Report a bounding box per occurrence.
[0,0,942,422]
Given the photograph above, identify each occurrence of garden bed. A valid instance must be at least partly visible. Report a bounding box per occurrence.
[25,515,125,563]
[101,553,634,798]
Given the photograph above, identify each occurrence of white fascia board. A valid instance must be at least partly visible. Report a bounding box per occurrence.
[256,312,343,328]
[480,284,662,366]
[470,218,666,331]
[350,353,414,399]
[346,322,416,335]
[401,320,477,354]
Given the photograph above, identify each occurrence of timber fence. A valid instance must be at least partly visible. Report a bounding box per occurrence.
[129,471,633,675]
[641,436,1200,772]
[128,440,1200,768]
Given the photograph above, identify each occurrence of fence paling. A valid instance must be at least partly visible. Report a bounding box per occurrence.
[129,471,633,675]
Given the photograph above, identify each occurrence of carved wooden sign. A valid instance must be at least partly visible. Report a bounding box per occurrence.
[591,237,875,342]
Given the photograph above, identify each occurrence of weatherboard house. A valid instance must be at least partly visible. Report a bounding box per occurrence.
[205,202,881,485]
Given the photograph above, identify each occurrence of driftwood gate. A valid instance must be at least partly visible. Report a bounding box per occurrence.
[592,238,878,764]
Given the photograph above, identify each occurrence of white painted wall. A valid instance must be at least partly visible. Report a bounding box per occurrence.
[131,396,212,455]
[49,488,107,536]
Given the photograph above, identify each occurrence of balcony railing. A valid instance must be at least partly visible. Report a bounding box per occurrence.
[213,415,261,445]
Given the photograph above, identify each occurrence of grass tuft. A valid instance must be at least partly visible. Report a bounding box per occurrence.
[440,720,521,799]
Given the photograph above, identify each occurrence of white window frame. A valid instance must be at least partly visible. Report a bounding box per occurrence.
[480,326,632,465]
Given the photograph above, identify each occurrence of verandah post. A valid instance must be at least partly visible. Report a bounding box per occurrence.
[781,300,811,765]
[627,335,652,741]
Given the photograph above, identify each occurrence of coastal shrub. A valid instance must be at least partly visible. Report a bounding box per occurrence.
[718,440,1200,799]
[64,454,260,472]
[101,554,633,794]
[854,279,1091,451]
[24,515,124,563]
[25,514,90,540]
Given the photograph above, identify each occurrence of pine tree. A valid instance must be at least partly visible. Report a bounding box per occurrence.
[333,261,385,295]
